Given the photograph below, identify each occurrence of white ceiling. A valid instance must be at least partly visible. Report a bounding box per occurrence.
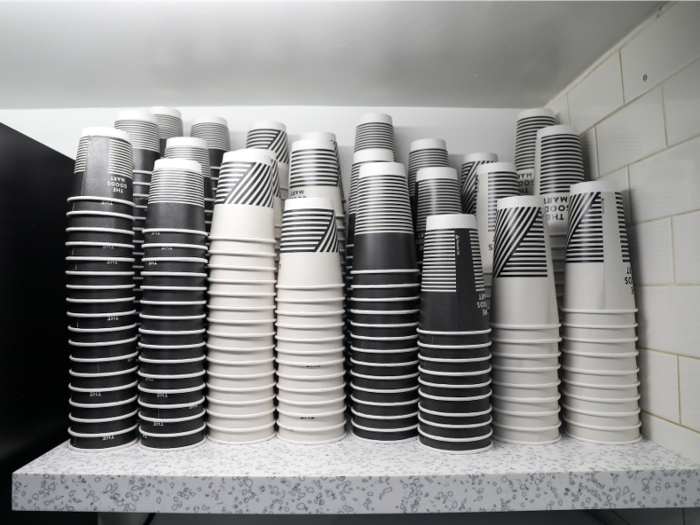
[0,1,661,109]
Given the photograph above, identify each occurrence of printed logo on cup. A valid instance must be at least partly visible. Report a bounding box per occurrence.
[74,134,134,198]
[493,206,548,278]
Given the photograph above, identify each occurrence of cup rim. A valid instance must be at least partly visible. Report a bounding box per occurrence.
[208,264,277,271]
[209,278,277,284]
[68,323,137,334]
[142,257,208,263]
[276,370,345,381]
[350,345,419,354]
[276,309,345,316]
[275,297,345,304]
[66,241,135,249]
[350,358,419,368]
[69,335,139,347]
[70,394,139,409]
[67,227,135,236]
[206,382,276,393]
[67,297,136,304]
[350,333,418,342]
[561,390,640,403]
[142,243,207,250]
[492,351,561,360]
[139,313,206,321]
[205,421,276,433]
[561,365,639,376]
[350,321,418,329]
[277,394,347,407]
[350,296,420,302]
[206,407,276,419]
[491,420,561,432]
[208,250,276,258]
[418,403,492,419]
[276,383,346,394]
[417,341,492,350]
[491,392,561,403]
[417,328,491,336]
[562,416,641,432]
[140,300,207,305]
[561,335,639,344]
[69,408,139,425]
[351,283,420,290]
[417,413,492,430]
[207,356,276,366]
[67,210,135,221]
[139,422,207,439]
[419,366,491,377]
[208,318,276,325]
[209,305,276,312]
[139,410,206,424]
[205,394,276,406]
[137,341,206,350]
[492,364,560,373]
[559,307,638,314]
[418,378,492,390]
[350,420,417,434]
[350,269,420,275]
[350,394,418,408]
[138,396,205,410]
[208,291,276,298]
[275,335,345,343]
[206,343,275,352]
[69,379,138,393]
[207,330,276,339]
[491,379,561,389]
[277,284,344,290]
[277,420,346,433]
[351,407,418,420]
[561,348,639,358]
[138,383,206,395]
[209,235,276,245]
[349,309,419,316]
[68,423,139,440]
[562,403,640,418]
[350,370,418,381]
[490,322,560,330]
[419,354,491,364]
[492,405,561,417]
[139,354,206,365]
[561,322,638,329]
[70,365,138,378]
[276,347,345,356]
[69,350,139,363]
[278,406,346,419]
[68,309,136,318]
[490,336,562,344]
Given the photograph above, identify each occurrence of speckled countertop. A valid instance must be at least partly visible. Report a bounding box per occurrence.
[12,435,700,514]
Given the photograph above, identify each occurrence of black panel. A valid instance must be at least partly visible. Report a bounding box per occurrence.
[0,123,94,524]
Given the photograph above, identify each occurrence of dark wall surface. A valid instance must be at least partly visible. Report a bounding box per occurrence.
[0,123,94,524]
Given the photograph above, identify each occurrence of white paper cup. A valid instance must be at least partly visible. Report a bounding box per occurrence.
[562,323,637,340]
[206,319,275,336]
[275,347,344,364]
[491,393,560,412]
[562,366,639,386]
[207,408,276,429]
[491,352,561,369]
[561,335,638,354]
[276,395,346,415]
[277,407,346,429]
[276,310,344,326]
[564,418,641,444]
[276,285,345,301]
[277,383,346,403]
[206,382,275,402]
[207,356,275,375]
[276,297,345,313]
[206,331,275,348]
[275,322,345,339]
[560,308,637,326]
[275,334,345,352]
[205,395,275,416]
[208,305,276,321]
[561,378,639,400]
[206,421,275,444]
[489,324,560,341]
[563,404,639,428]
[207,370,275,389]
[208,279,276,294]
[209,266,276,281]
[492,421,561,445]
[491,364,560,385]
[210,205,275,240]
[561,349,638,372]
[276,357,345,377]
[562,391,640,413]
[492,406,561,428]
[490,338,560,356]
[491,380,560,399]
[208,250,276,267]
[278,252,343,287]
[277,421,346,445]
[276,371,345,390]
[206,345,274,363]
[207,292,276,308]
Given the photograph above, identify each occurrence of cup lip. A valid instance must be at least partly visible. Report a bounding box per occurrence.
[559,307,638,314]
[70,365,139,378]
[417,328,491,336]
[350,296,420,303]
[276,370,346,381]
[207,330,276,339]
[562,416,641,432]
[206,394,276,406]
[490,322,560,330]
[276,309,345,316]
[143,228,207,236]
[68,423,139,440]
[350,269,420,275]
[562,390,641,403]
[208,264,277,271]
[562,335,639,344]
[350,346,419,354]
[209,236,277,245]
[67,227,135,236]
[207,356,276,366]
[69,195,136,208]
[70,394,139,409]
[138,354,206,365]
[351,283,420,290]
[276,297,345,304]
[140,300,207,305]
[69,408,139,425]
[139,327,205,336]
[418,378,492,390]
[142,243,206,250]
[491,392,561,403]
[67,210,135,221]
[138,396,205,410]
[68,323,138,334]
[490,336,562,344]
[210,305,276,312]
[350,370,418,381]
[66,271,135,277]
[419,354,491,364]
[70,335,139,347]
[142,257,208,263]
[279,406,346,419]
[139,422,207,439]
[350,358,419,368]
[561,365,639,376]
[350,333,418,342]
[207,370,275,380]
[278,419,347,433]
[418,403,492,419]
[70,351,139,363]
[206,382,276,393]
[69,379,139,394]
[349,321,418,329]
[67,297,136,304]
[561,322,638,329]
[139,313,206,320]
[276,383,346,394]
[141,285,207,292]
[208,317,275,325]
[275,347,345,357]
[68,309,136,318]
[417,341,492,350]
[138,369,206,380]
[206,421,276,435]
[138,383,206,395]
[491,420,562,432]
[517,107,555,120]
[207,343,276,352]
[278,394,347,407]
[491,379,561,390]
[208,291,277,298]
[275,334,345,343]
[209,278,277,285]
[562,403,640,418]
[277,284,344,290]
[351,420,417,434]
[349,309,419,316]
[418,413,492,430]
[208,250,276,259]
[492,350,561,359]
[137,341,206,350]
[66,241,135,249]
[492,405,561,417]
[351,407,418,420]
[139,409,206,424]
[419,365,492,377]
[350,394,418,408]
[206,407,276,420]
[561,348,639,358]
[492,363,560,373]
[276,357,345,367]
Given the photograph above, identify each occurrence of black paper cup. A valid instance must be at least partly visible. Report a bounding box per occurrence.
[351,284,420,299]
[349,347,419,364]
[69,352,138,374]
[418,366,491,386]
[138,314,205,332]
[69,367,138,390]
[69,397,138,420]
[419,390,491,414]
[418,405,492,426]
[349,322,418,339]
[350,370,418,390]
[140,425,206,450]
[138,383,206,406]
[141,287,206,303]
[418,329,491,347]
[351,382,418,404]
[68,324,138,344]
[139,413,205,435]
[352,420,417,442]
[143,229,207,245]
[352,411,418,430]
[350,359,418,377]
[142,259,207,274]
[418,430,492,453]
[67,212,134,233]
[351,333,419,350]
[140,301,206,318]
[138,355,206,376]
[138,398,205,420]
[67,242,134,259]
[138,370,206,390]
[66,271,134,288]
[68,197,134,217]
[349,310,419,325]
[146,202,206,233]
[142,274,207,288]
[69,425,138,451]
[350,296,420,311]
[351,396,418,417]
[419,355,491,374]
[138,328,205,347]
[417,341,492,360]
[68,311,137,330]
[66,286,135,302]
[143,244,206,259]
[69,336,138,360]
[350,270,420,287]
[418,416,491,439]
[138,341,206,361]
[418,380,492,399]
[67,227,134,245]
[69,381,138,405]
[353,232,418,272]
[69,411,139,435]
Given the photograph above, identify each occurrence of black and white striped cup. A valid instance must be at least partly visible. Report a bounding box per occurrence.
[461,152,498,215]
[146,159,205,232]
[407,138,449,201]
[114,110,160,182]
[148,106,183,156]
[354,113,396,160]
[514,108,556,195]
[215,149,274,208]
[246,121,289,164]
[191,115,230,189]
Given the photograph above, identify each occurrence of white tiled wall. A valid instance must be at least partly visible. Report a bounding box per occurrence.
[547,0,700,483]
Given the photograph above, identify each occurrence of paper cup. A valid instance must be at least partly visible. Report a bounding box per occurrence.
[491,364,560,385]
[276,371,345,390]
[492,420,561,445]
[562,366,639,386]
[278,421,346,445]
[205,395,275,416]
[561,349,638,371]
[491,380,560,399]
[564,418,641,444]
[491,352,560,369]
[207,408,275,429]
[562,391,640,413]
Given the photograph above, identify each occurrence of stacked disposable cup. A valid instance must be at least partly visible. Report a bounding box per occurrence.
[514,109,556,195]
[205,149,277,445]
[460,153,498,215]
[114,111,161,315]
[407,139,449,215]
[346,149,395,294]
[417,214,493,454]
[533,125,585,303]
[489,196,562,445]
[300,131,345,204]
[349,162,420,443]
[276,198,346,445]
[288,139,345,272]
[148,106,183,156]
[561,181,641,444]
[66,128,139,451]
[474,162,520,307]
[191,115,231,194]
[246,121,289,198]
[414,167,462,269]
[354,113,397,160]
[138,158,208,451]
[253,150,283,262]
[164,137,215,233]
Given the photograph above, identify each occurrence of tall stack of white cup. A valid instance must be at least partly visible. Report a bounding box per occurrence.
[191,115,231,194]
[460,153,498,215]
[489,196,562,445]
[514,109,556,195]
[534,125,585,305]
[474,162,520,308]
[148,107,184,156]
[252,150,283,264]
[205,149,277,445]
[560,181,641,444]
[275,198,346,445]
[246,121,289,199]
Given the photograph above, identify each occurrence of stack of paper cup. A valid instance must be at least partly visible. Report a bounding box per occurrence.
[417,214,493,454]
[561,181,640,444]
[205,149,277,445]
[460,153,498,215]
[138,158,208,451]
[349,162,420,442]
[148,107,184,156]
[276,198,346,444]
[489,196,562,445]
[300,131,345,203]
[408,139,449,215]
[252,150,283,263]
[164,137,215,234]
[354,113,397,160]
[191,115,231,194]
[514,109,556,195]
[114,111,161,315]
[66,128,139,451]
[246,121,289,198]
[534,125,585,304]
[474,162,520,308]
[414,167,462,269]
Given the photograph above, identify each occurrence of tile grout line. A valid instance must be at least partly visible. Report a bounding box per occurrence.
[641,409,700,435]
[661,83,670,148]
[678,355,683,427]
[619,50,627,106]
[636,346,700,362]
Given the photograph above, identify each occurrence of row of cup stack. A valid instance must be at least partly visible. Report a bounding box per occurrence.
[560,181,641,444]
[66,127,140,451]
[417,214,493,453]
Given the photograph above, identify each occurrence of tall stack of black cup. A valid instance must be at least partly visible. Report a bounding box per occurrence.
[417,214,493,453]
[148,106,184,156]
[349,162,420,443]
[66,128,140,451]
[114,111,161,317]
[137,158,208,451]
[191,115,231,194]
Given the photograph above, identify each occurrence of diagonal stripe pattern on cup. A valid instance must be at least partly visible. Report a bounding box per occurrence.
[461,152,497,215]
[66,127,143,451]
[215,149,275,209]
[514,108,556,196]
[148,106,184,156]
[488,195,562,445]
[246,121,289,164]
[354,113,397,161]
